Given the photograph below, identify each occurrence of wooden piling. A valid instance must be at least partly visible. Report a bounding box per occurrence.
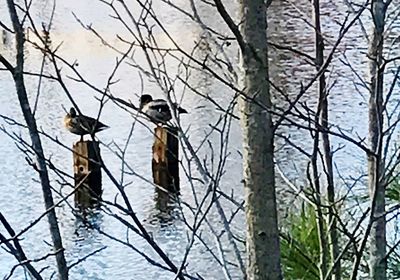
[73,140,102,207]
[152,126,180,192]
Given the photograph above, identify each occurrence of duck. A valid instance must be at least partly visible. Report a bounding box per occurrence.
[139,94,188,124]
[64,107,109,141]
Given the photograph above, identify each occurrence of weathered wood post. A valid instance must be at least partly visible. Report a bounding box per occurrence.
[152,126,180,192]
[73,140,102,207]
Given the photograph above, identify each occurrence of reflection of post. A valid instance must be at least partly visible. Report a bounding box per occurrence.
[73,141,102,207]
[155,188,169,212]
[152,126,179,192]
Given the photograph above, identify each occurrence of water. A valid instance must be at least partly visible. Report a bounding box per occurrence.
[1,0,399,279]
[0,1,244,279]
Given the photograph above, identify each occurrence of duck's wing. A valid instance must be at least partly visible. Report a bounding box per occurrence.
[150,99,188,113]
[142,101,171,123]
[149,99,170,113]
[77,116,93,133]
[78,115,109,134]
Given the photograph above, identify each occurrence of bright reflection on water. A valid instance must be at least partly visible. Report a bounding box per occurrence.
[0,1,243,279]
[1,0,400,279]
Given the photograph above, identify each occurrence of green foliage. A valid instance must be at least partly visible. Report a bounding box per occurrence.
[386,178,400,278]
[388,252,400,279]
[386,178,400,202]
[280,204,320,280]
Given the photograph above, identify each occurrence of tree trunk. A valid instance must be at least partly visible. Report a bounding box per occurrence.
[239,1,282,279]
[368,1,386,279]
[6,1,69,279]
[313,1,340,279]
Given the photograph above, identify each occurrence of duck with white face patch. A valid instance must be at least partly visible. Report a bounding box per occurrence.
[139,94,188,125]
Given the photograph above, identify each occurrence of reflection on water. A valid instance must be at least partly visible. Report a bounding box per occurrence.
[152,189,180,227]
[269,0,371,188]
[69,210,107,280]
[1,0,400,279]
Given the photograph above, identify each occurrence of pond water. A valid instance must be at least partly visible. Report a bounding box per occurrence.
[0,0,399,279]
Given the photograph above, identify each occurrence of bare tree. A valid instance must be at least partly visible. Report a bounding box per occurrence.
[3,0,400,279]
[312,0,340,279]
[237,0,282,278]
[367,0,388,279]
[1,1,69,279]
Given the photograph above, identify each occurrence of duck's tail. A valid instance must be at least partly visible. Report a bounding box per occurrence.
[178,107,188,114]
[97,123,110,131]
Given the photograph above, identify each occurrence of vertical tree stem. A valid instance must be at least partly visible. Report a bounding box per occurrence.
[368,1,386,279]
[313,0,340,279]
[6,1,69,279]
[239,0,282,279]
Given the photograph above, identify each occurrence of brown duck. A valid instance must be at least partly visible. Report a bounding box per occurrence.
[64,107,109,141]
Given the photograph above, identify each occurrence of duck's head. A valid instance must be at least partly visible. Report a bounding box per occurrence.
[69,107,77,117]
[139,94,153,109]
